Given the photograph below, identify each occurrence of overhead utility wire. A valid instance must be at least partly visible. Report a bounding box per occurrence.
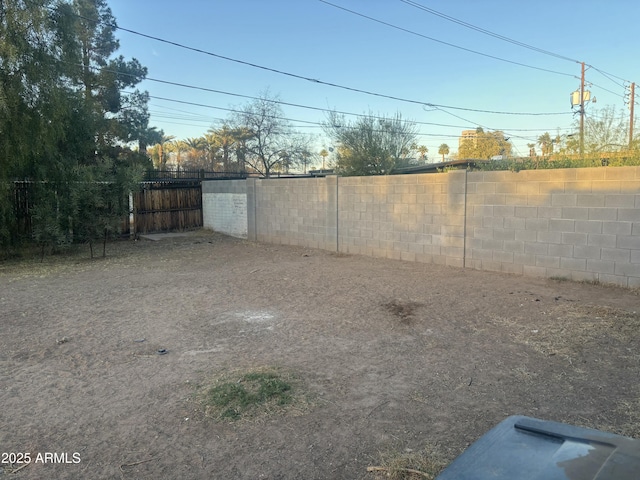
[143,94,465,138]
[141,76,569,131]
[103,62,570,131]
[128,92,532,141]
[121,62,576,141]
[139,75,478,129]
[145,95,473,139]
[587,81,625,99]
[398,0,579,63]
[399,0,636,90]
[134,93,555,144]
[64,9,577,118]
[591,67,627,89]
[140,94,569,142]
[121,75,576,132]
[432,105,543,143]
[591,66,632,88]
[61,7,634,116]
[317,0,575,79]
[104,21,571,116]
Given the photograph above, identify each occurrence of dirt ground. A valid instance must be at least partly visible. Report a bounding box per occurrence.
[1,230,639,479]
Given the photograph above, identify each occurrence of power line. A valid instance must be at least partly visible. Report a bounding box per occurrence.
[105,21,572,116]
[398,0,579,64]
[147,95,321,126]
[144,86,572,133]
[149,111,222,124]
[140,74,479,128]
[96,60,572,132]
[61,32,577,143]
[141,75,571,130]
[98,55,578,141]
[142,95,572,148]
[128,92,475,140]
[57,4,636,122]
[590,66,631,88]
[397,0,638,92]
[432,105,545,143]
[402,0,640,97]
[318,0,576,78]
[139,93,573,143]
[112,47,577,145]
[588,81,625,99]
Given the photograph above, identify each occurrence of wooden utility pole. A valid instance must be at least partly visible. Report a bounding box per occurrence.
[579,62,585,156]
[630,82,635,149]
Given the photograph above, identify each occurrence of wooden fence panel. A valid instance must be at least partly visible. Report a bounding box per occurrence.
[133,182,202,234]
[7,180,204,239]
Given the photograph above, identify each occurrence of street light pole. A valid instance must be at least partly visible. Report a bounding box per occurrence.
[630,82,635,149]
[580,62,585,156]
[319,149,328,170]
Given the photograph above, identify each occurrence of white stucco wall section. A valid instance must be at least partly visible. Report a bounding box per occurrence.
[203,192,248,238]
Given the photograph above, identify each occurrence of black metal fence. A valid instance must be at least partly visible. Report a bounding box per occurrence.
[6,173,227,240]
[11,181,33,239]
[143,169,248,181]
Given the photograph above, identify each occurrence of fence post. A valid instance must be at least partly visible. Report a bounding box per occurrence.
[129,191,135,238]
[246,178,257,241]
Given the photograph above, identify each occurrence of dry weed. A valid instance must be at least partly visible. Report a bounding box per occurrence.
[367,445,449,480]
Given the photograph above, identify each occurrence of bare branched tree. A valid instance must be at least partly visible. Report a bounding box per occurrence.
[230,91,310,177]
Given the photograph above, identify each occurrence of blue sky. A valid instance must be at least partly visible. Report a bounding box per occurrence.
[107,0,640,161]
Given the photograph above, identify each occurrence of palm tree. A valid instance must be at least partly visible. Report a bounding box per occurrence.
[202,133,219,170]
[207,125,238,171]
[172,140,187,171]
[157,134,175,169]
[319,149,329,169]
[438,143,449,162]
[184,137,206,168]
[232,127,254,173]
[416,144,429,161]
[537,132,553,157]
[147,144,161,168]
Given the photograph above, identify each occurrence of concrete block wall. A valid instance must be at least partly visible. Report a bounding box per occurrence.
[202,180,248,238]
[250,177,338,251]
[465,166,640,287]
[246,173,466,267]
[203,166,640,288]
[337,172,466,267]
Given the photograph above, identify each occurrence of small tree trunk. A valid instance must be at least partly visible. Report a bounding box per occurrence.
[103,229,107,258]
[89,240,94,259]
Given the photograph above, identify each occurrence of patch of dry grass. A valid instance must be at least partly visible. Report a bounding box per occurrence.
[490,304,640,361]
[612,395,640,440]
[367,445,449,480]
[492,304,640,442]
[0,230,233,280]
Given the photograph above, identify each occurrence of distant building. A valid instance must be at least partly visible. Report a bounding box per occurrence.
[459,129,478,148]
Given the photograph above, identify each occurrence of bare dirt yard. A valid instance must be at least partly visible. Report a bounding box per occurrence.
[1,230,639,479]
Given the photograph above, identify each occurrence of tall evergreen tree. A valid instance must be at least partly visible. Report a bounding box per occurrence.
[0,0,153,255]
